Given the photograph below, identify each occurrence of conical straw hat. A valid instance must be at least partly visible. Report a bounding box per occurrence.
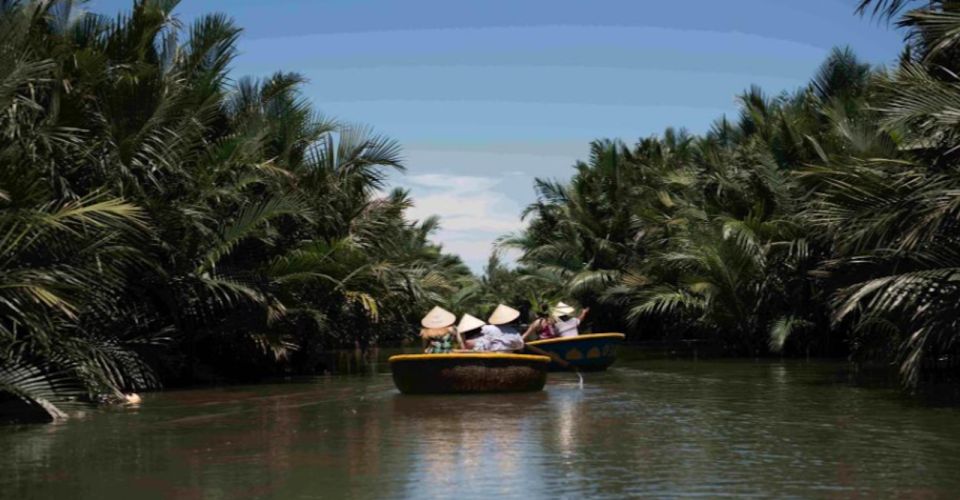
[488,304,520,325]
[421,306,456,328]
[457,314,485,334]
[553,301,575,316]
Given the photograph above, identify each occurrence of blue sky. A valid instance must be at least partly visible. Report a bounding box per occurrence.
[92,0,905,272]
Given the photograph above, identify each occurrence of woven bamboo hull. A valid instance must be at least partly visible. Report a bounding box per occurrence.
[388,353,551,394]
[525,333,626,371]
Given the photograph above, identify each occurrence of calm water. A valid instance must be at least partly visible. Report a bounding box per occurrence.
[3,351,960,499]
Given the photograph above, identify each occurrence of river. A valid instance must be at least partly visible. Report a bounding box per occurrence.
[2,350,960,498]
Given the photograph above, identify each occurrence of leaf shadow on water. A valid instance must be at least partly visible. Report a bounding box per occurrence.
[769,359,960,409]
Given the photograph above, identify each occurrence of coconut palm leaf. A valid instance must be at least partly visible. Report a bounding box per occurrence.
[0,360,86,421]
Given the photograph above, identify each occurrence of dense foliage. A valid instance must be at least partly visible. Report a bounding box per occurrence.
[5,0,960,420]
[508,0,960,387]
[0,0,473,417]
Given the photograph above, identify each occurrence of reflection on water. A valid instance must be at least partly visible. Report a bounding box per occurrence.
[2,355,960,498]
[390,393,552,496]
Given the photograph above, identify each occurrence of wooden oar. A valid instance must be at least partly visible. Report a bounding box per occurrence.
[524,344,584,388]
[524,344,570,368]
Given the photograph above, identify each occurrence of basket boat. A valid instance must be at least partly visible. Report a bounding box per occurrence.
[388,353,550,394]
[524,333,626,371]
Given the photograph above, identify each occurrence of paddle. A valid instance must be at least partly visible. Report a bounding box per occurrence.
[524,344,569,368]
[524,344,584,389]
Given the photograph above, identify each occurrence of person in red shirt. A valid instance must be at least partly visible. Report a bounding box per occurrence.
[522,304,558,341]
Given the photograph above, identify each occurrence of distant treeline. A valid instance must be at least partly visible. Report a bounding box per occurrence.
[503,0,960,388]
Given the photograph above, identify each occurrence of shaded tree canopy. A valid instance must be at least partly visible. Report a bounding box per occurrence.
[0,0,474,419]
[507,1,960,388]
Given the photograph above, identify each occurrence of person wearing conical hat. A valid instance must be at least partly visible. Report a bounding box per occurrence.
[420,306,459,353]
[470,304,524,352]
[453,313,486,351]
[553,301,589,338]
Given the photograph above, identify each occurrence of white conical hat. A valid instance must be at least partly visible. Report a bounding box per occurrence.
[554,301,575,316]
[457,314,485,334]
[421,306,456,328]
[488,304,520,325]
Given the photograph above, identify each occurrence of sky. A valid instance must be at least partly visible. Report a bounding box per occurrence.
[91,0,906,272]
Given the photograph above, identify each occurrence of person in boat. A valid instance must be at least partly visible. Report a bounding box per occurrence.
[454,313,486,351]
[522,304,558,341]
[469,304,524,352]
[420,306,459,353]
[553,302,590,338]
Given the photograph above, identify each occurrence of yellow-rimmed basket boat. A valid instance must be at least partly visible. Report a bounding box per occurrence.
[524,333,626,371]
[388,353,551,394]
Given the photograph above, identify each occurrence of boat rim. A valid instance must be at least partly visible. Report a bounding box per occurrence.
[526,332,626,346]
[388,353,551,363]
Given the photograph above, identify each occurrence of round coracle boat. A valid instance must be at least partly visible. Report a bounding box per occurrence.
[525,333,626,371]
[388,353,551,394]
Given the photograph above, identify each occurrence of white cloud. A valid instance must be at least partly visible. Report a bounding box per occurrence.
[403,174,524,232]
[409,193,521,233]
[407,174,499,192]
[397,172,527,271]
[382,146,583,273]
[438,238,497,267]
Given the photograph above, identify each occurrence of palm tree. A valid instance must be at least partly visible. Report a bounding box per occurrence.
[0,0,473,420]
[508,48,887,360]
[788,0,960,385]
